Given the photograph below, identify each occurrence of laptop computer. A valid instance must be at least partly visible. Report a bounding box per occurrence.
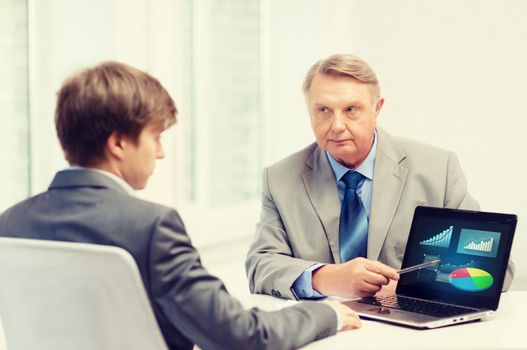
[344,206,517,328]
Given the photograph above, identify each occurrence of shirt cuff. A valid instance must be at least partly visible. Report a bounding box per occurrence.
[291,263,326,299]
[333,304,343,332]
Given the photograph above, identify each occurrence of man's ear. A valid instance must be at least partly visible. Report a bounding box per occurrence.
[375,98,385,114]
[106,132,126,161]
[374,98,384,126]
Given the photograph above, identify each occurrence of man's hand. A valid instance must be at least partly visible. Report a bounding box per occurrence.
[376,278,398,296]
[323,300,362,331]
[312,257,399,298]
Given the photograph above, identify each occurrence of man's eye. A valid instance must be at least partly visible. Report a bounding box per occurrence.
[319,107,329,113]
[346,107,355,113]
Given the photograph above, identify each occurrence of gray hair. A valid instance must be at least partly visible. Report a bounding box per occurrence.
[303,54,380,100]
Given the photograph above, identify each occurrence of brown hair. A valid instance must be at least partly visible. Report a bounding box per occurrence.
[55,61,177,166]
[303,54,380,100]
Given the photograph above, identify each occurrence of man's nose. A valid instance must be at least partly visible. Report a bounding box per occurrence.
[330,113,346,132]
[157,145,165,159]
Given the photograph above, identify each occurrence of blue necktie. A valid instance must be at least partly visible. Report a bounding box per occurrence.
[339,171,368,262]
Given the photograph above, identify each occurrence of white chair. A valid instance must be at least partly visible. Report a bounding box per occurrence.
[0,237,168,350]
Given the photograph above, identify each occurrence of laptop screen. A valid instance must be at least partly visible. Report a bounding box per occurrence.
[397,206,517,310]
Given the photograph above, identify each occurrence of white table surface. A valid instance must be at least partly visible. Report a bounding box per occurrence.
[238,291,527,350]
[2,291,525,350]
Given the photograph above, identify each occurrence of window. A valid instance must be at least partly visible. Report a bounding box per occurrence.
[0,0,29,212]
[176,0,262,246]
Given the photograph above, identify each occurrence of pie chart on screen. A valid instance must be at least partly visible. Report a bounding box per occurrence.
[448,268,494,292]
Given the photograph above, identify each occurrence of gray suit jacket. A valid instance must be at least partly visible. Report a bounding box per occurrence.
[245,128,514,299]
[0,169,337,350]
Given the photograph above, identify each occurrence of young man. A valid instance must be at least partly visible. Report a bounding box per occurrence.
[245,53,514,300]
[0,62,360,350]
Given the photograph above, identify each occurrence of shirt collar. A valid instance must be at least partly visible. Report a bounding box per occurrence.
[326,129,377,182]
[64,166,136,195]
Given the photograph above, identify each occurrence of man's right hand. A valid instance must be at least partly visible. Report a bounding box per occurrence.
[323,300,362,331]
[312,257,399,299]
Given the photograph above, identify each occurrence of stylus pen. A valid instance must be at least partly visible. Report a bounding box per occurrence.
[397,259,441,274]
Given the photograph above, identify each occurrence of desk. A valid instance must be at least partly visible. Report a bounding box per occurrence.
[238,291,527,350]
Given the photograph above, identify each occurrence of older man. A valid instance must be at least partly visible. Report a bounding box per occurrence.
[245,54,514,300]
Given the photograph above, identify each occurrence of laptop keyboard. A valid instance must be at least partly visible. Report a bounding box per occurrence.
[358,295,477,317]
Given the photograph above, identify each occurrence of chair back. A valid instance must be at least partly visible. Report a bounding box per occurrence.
[0,237,168,350]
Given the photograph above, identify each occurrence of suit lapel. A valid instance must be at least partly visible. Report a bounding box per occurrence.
[368,128,408,260]
[302,146,341,263]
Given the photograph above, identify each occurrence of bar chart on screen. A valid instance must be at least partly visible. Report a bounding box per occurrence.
[456,229,501,258]
[419,226,453,248]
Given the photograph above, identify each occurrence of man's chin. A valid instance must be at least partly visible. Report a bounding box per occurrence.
[328,150,361,168]
[131,181,148,191]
